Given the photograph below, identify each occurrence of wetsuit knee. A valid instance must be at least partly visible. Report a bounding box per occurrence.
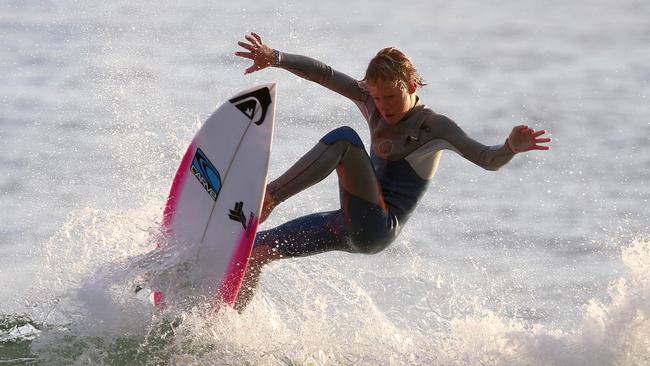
[346,212,398,254]
[343,194,399,254]
[320,126,364,148]
[348,230,396,254]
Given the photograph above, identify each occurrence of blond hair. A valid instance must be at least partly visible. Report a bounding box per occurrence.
[363,47,425,90]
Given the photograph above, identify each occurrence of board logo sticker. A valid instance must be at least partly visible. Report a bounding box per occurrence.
[229,87,272,126]
[228,201,247,227]
[228,201,255,237]
[191,148,221,201]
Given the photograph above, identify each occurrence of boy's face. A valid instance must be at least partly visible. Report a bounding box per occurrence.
[366,78,417,125]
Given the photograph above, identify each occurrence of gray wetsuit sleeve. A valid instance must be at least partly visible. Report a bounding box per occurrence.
[434,115,515,171]
[276,51,368,103]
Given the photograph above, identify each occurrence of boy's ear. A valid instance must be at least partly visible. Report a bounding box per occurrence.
[407,80,418,94]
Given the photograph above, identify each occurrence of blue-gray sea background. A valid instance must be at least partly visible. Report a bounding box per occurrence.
[1,0,648,364]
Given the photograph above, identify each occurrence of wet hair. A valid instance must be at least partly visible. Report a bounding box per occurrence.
[362,47,426,90]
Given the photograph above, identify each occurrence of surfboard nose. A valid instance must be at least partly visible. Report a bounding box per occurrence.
[229,83,276,125]
[258,82,277,102]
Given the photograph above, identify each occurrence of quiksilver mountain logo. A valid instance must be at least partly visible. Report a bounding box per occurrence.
[191,148,221,201]
[229,87,272,125]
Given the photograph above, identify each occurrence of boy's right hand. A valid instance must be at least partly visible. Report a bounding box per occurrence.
[235,32,276,74]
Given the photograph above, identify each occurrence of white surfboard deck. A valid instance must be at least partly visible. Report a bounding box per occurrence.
[143,83,276,309]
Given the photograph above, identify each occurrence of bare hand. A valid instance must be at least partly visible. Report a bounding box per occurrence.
[235,32,275,74]
[507,125,551,153]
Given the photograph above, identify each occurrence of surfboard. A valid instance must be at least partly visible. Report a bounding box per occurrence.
[140,83,276,309]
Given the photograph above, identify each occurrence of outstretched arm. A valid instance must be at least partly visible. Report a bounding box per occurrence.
[431,116,551,171]
[235,33,367,102]
[507,125,551,153]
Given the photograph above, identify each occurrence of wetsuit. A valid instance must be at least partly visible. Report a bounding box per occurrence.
[253,52,516,257]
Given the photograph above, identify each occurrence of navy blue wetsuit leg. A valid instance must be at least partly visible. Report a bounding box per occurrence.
[254,126,399,257]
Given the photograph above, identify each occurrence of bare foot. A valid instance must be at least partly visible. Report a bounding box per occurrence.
[260,189,277,224]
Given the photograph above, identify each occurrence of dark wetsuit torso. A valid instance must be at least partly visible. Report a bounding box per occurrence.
[254,52,515,257]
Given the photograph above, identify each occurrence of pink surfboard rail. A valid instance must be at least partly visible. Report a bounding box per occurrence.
[162,142,196,234]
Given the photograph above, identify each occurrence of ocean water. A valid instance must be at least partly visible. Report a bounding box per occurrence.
[1,0,649,365]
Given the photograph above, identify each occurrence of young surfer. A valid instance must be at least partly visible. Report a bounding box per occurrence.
[234,32,550,310]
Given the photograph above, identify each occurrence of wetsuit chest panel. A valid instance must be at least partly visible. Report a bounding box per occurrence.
[404,141,449,180]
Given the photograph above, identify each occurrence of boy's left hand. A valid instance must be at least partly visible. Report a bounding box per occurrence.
[507,125,551,153]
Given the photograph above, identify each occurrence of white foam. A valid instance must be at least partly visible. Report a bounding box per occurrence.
[22,197,650,365]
